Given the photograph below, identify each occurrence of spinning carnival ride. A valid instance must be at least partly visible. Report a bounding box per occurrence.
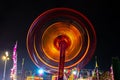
[26,8,96,80]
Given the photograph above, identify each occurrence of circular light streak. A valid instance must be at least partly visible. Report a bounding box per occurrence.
[26,8,96,71]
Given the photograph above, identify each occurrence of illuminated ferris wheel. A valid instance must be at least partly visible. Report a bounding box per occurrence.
[26,8,96,80]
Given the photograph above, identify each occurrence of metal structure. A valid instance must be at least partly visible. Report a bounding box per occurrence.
[26,8,96,80]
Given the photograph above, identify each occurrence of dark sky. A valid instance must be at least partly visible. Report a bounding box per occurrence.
[0,0,119,79]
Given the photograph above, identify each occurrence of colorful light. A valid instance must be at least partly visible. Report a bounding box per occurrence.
[26,8,96,72]
[72,70,77,75]
[38,68,44,74]
[110,65,114,80]
[10,41,17,80]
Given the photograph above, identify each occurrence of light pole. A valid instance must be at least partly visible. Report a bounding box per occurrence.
[2,51,9,80]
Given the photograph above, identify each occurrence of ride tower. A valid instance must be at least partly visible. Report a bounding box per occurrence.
[26,8,96,80]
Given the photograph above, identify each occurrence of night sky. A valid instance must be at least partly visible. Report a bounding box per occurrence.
[0,0,119,80]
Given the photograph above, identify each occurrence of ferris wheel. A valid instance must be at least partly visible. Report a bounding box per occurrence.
[26,8,96,80]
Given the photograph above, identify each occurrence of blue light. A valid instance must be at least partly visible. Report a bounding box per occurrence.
[38,68,44,74]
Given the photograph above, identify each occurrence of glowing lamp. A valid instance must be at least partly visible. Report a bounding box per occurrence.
[38,68,44,74]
